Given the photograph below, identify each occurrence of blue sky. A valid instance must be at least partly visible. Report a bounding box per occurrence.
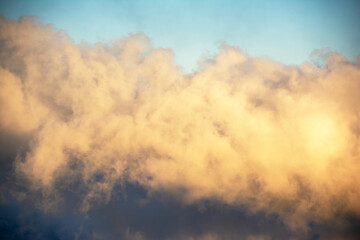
[1,0,359,72]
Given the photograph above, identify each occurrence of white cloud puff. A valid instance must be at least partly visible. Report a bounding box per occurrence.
[1,16,360,230]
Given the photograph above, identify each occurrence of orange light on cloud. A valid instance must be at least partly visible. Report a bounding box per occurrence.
[1,17,360,231]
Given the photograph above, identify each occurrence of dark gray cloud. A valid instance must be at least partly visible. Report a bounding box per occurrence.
[1,132,359,239]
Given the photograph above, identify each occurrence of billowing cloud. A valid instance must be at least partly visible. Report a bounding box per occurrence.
[1,16,360,232]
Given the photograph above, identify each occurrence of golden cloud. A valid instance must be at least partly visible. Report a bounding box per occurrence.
[1,16,359,230]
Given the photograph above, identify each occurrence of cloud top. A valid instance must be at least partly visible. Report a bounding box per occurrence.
[1,16,360,230]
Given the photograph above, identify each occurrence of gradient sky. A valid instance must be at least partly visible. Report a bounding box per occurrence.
[0,0,359,72]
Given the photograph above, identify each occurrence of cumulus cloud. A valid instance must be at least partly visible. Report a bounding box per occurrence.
[1,16,360,231]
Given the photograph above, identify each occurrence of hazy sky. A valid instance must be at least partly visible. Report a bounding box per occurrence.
[0,0,359,72]
[1,1,360,240]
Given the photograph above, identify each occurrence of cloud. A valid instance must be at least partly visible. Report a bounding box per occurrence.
[1,16,360,232]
